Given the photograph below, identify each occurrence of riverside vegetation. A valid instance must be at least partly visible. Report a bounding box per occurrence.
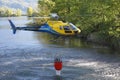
[30,0,119,51]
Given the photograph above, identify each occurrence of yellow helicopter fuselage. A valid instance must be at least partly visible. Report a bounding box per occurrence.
[47,21,81,35]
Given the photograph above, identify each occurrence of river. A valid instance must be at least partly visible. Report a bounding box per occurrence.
[0,16,120,80]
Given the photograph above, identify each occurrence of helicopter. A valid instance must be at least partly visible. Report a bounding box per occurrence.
[8,14,81,36]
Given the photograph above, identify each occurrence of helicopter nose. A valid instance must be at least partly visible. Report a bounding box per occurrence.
[74,31,78,34]
[77,29,81,34]
[74,30,81,34]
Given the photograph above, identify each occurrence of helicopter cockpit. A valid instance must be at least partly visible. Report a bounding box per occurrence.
[62,23,80,34]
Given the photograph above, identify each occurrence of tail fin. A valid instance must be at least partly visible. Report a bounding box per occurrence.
[8,19,16,34]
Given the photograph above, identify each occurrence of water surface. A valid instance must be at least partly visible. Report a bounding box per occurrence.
[0,17,120,80]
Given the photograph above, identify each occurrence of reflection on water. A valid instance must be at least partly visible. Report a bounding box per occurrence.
[34,33,99,48]
[0,17,120,80]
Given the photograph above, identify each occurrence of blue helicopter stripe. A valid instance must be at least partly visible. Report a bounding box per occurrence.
[38,23,60,35]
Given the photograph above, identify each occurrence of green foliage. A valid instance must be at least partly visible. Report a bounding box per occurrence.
[50,0,120,49]
[38,0,55,16]
[6,9,12,16]
[27,7,33,17]
[0,7,22,17]
[16,9,22,16]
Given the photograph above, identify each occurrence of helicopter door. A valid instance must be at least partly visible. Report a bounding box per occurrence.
[64,26,72,33]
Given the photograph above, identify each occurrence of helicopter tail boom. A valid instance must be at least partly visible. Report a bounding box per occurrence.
[8,19,17,34]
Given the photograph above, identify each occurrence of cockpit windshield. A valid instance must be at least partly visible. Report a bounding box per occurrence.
[69,23,77,30]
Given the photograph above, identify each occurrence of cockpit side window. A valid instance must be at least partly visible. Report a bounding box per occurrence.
[60,26,62,30]
[64,26,70,30]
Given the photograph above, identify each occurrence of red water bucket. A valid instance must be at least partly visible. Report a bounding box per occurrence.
[54,61,62,70]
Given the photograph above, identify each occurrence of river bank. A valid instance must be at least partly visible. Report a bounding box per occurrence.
[78,32,120,52]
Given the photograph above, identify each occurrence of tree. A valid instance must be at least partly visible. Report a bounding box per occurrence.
[51,0,120,49]
[0,7,12,17]
[8,9,12,16]
[51,0,81,22]
[38,0,55,16]
[0,7,22,17]
[27,7,33,17]
[52,0,120,35]
[16,9,22,16]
